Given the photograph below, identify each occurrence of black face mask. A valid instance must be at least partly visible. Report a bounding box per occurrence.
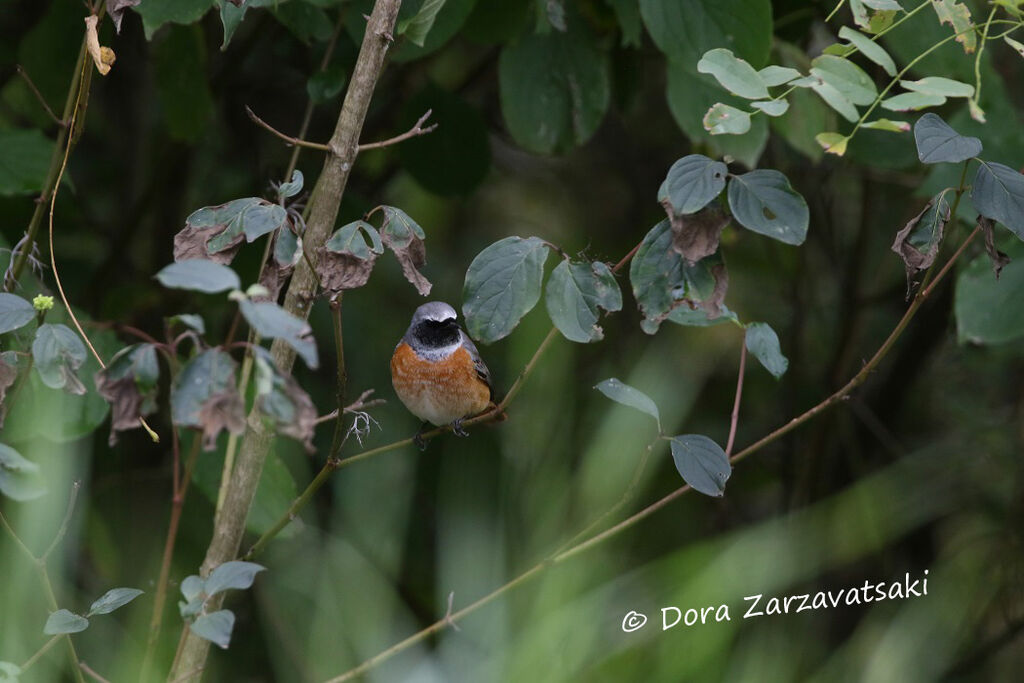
[413,319,460,349]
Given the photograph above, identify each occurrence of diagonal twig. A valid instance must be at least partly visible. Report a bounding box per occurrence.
[246,105,332,152]
[357,109,437,151]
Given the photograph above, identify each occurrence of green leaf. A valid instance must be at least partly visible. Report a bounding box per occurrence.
[745,322,788,378]
[32,324,87,394]
[397,83,490,196]
[669,434,731,497]
[325,221,383,260]
[43,609,89,635]
[838,26,897,76]
[666,66,769,168]
[306,65,347,103]
[218,0,247,49]
[270,2,333,44]
[768,41,828,162]
[181,576,205,602]
[972,161,1024,239]
[608,0,642,47]
[758,65,801,86]
[668,304,739,328]
[751,99,789,116]
[955,239,1024,343]
[169,314,206,335]
[809,79,859,123]
[135,0,214,40]
[727,170,809,245]
[594,378,660,430]
[95,344,160,441]
[703,103,751,135]
[462,236,550,344]
[697,48,769,99]
[190,610,235,649]
[545,260,622,343]
[810,55,877,106]
[252,347,317,451]
[931,0,976,54]
[398,0,447,46]
[880,91,946,111]
[498,23,610,154]
[640,0,771,67]
[170,349,243,448]
[913,113,982,163]
[861,118,910,132]
[0,443,46,502]
[189,198,289,250]
[863,0,903,8]
[0,294,35,335]
[156,260,241,293]
[379,207,432,296]
[901,77,974,98]
[238,300,319,369]
[88,588,144,616]
[659,155,728,214]
[0,129,54,196]
[277,170,304,199]
[152,25,214,142]
[204,561,267,596]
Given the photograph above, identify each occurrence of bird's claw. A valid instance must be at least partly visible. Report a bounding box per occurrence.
[413,424,429,451]
[451,418,469,437]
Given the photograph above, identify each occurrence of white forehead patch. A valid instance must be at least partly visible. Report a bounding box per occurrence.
[417,302,457,322]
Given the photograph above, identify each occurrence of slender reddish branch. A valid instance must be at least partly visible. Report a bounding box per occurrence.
[246,105,331,152]
[357,109,437,151]
[725,335,747,456]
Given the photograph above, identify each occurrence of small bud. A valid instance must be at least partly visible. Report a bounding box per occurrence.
[33,294,54,312]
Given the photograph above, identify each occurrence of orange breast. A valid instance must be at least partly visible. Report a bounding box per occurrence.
[391,342,491,426]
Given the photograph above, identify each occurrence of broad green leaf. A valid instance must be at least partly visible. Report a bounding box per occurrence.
[342,0,475,63]
[931,0,976,54]
[769,41,828,162]
[863,0,903,8]
[810,79,859,123]
[32,324,87,393]
[0,443,45,502]
[697,48,769,99]
[703,103,751,135]
[379,206,431,296]
[318,221,381,293]
[815,133,849,156]
[398,0,447,47]
[170,349,242,447]
[43,610,89,635]
[545,260,622,343]
[745,322,788,378]
[252,347,317,451]
[306,65,348,103]
[88,588,144,616]
[751,99,789,116]
[955,239,1024,343]
[669,434,731,497]
[186,198,288,250]
[668,304,739,328]
[727,170,809,245]
[152,25,214,142]
[901,77,974,98]
[219,0,247,49]
[238,300,319,369]
[156,260,241,293]
[190,610,235,649]
[178,598,203,619]
[462,236,549,344]
[277,170,304,199]
[181,576,204,602]
[971,161,1024,239]
[204,561,267,596]
[0,294,35,335]
[659,155,728,214]
[594,378,660,430]
[809,55,877,105]
[0,129,53,196]
[95,344,160,440]
[498,24,609,154]
[666,66,769,168]
[134,0,214,40]
[880,92,946,111]
[861,119,910,132]
[758,65,801,86]
[325,221,383,260]
[838,26,897,76]
[913,113,982,163]
[640,0,772,67]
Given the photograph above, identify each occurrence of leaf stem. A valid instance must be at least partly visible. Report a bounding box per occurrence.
[725,333,747,456]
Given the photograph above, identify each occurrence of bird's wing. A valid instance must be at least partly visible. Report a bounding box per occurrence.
[460,329,493,398]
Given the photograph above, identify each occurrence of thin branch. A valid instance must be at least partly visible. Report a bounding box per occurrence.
[20,635,60,673]
[78,661,114,683]
[16,65,64,126]
[40,480,81,563]
[357,109,437,151]
[725,336,747,456]
[246,105,331,152]
[313,390,386,425]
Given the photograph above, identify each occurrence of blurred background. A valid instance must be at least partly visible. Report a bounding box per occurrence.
[1,0,1023,681]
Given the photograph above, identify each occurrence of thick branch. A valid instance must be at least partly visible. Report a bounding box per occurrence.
[166,2,404,680]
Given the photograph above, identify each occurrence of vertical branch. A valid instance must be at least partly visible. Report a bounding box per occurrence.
[327,295,348,459]
[725,335,747,456]
[166,2,404,680]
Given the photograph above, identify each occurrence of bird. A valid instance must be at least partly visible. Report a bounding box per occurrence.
[391,301,496,449]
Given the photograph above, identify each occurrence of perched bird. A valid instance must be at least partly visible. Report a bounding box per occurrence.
[391,301,496,448]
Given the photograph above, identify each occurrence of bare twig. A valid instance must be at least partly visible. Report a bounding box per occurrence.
[40,480,81,563]
[16,65,64,126]
[78,661,114,683]
[357,109,437,152]
[246,106,331,152]
[19,636,60,673]
[725,337,747,456]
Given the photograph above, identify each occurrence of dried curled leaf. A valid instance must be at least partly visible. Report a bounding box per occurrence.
[171,350,244,450]
[197,391,246,450]
[665,201,731,265]
[174,225,243,265]
[978,215,1011,279]
[315,221,383,294]
[258,223,303,301]
[253,348,317,452]
[94,344,159,445]
[891,195,950,293]
[174,198,288,265]
[85,15,116,75]
[380,207,431,296]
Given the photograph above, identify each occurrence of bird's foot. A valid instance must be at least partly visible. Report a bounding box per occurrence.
[451,418,469,437]
[413,423,429,451]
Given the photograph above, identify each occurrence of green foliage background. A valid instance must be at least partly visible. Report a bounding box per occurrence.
[1,0,1023,681]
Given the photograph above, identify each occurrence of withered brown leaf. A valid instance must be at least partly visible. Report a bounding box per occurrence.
[978,215,1011,279]
[664,201,731,265]
[197,390,245,451]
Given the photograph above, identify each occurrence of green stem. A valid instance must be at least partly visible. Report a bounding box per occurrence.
[970,7,998,113]
[19,635,60,673]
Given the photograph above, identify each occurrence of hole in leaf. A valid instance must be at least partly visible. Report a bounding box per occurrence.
[762,207,777,220]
